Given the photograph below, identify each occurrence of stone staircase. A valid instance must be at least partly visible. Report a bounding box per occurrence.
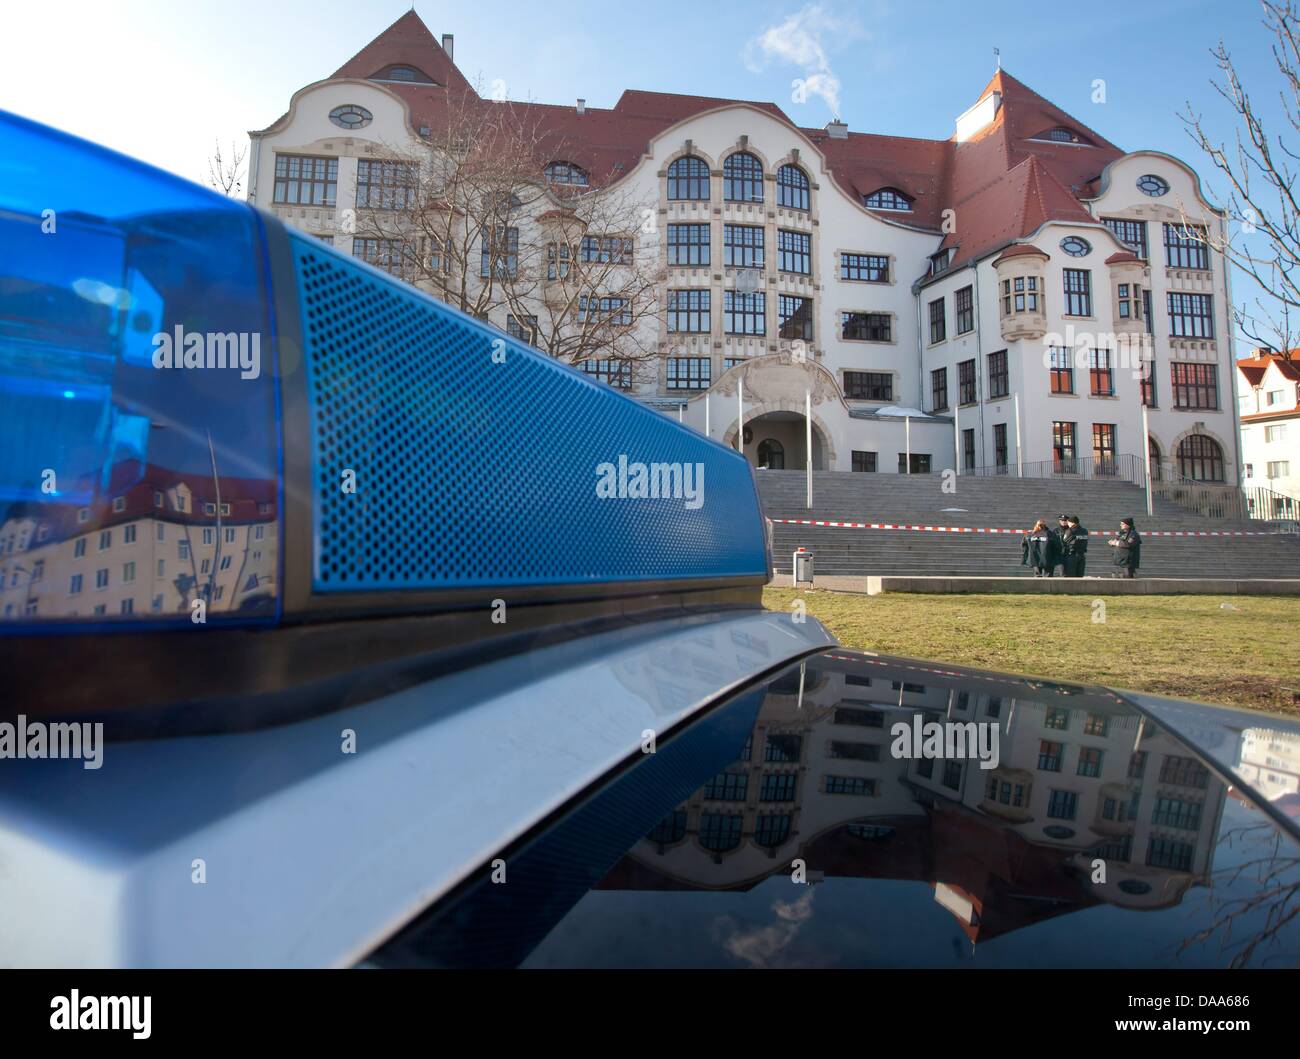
[757,470,1300,579]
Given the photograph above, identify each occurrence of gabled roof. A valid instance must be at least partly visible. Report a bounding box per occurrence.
[1238,351,1300,384]
[276,14,1129,263]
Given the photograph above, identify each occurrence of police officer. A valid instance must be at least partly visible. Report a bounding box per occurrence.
[1062,514,1089,577]
[1054,514,1070,576]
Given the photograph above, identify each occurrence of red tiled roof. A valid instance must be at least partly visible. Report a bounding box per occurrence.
[993,243,1048,264]
[1238,350,1300,384]
[288,15,1129,267]
[1105,250,1141,264]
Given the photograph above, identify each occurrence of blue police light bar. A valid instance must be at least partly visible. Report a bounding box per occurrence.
[0,110,769,635]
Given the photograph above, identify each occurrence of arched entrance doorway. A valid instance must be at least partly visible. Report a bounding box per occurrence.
[742,411,828,470]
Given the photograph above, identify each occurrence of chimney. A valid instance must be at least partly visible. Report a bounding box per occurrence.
[576,98,586,115]
[441,34,454,60]
[825,119,848,139]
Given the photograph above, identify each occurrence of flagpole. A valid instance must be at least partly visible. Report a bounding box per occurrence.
[954,402,961,476]
[1014,393,1023,478]
[805,387,813,509]
[1142,400,1153,517]
[737,377,744,455]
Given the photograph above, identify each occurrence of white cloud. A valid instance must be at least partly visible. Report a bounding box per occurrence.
[742,5,869,117]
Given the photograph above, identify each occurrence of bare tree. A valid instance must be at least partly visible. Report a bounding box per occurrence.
[1182,2,1300,357]
[352,91,665,380]
[207,139,248,198]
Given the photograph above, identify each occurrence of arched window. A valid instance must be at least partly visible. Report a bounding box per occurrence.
[757,438,785,469]
[545,161,589,186]
[387,66,418,81]
[723,151,764,203]
[667,155,710,200]
[777,164,810,210]
[863,187,912,211]
[1177,434,1224,482]
[647,810,687,845]
[1148,436,1162,482]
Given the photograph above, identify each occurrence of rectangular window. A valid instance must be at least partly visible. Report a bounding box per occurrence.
[1152,796,1204,831]
[1163,223,1210,270]
[825,776,876,796]
[272,155,338,206]
[1002,275,1040,315]
[929,297,946,343]
[74,538,86,558]
[1047,789,1078,820]
[1045,708,1071,730]
[723,224,764,268]
[1146,836,1195,872]
[1171,363,1219,409]
[1077,747,1104,778]
[955,286,974,334]
[987,349,1009,399]
[1089,348,1114,395]
[95,568,109,589]
[1093,423,1117,473]
[962,428,976,470]
[898,453,932,474]
[1140,360,1158,408]
[1083,712,1109,737]
[843,371,893,401]
[765,735,803,763]
[580,360,632,389]
[667,289,711,333]
[1063,268,1092,316]
[666,223,710,266]
[547,242,571,280]
[931,367,949,412]
[479,227,519,278]
[1268,460,1291,478]
[778,295,814,340]
[1049,347,1074,393]
[69,574,82,595]
[994,423,1008,469]
[580,235,633,265]
[577,296,630,326]
[760,773,798,802]
[841,311,890,342]
[98,529,111,551]
[829,741,881,762]
[724,291,765,335]
[958,359,976,404]
[777,229,811,274]
[1053,421,1077,471]
[506,314,538,346]
[1038,740,1064,771]
[851,450,878,473]
[665,357,711,391]
[702,771,748,801]
[1159,755,1210,789]
[833,705,883,726]
[355,159,418,210]
[1266,423,1287,442]
[1103,217,1149,259]
[841,252,889,282]
[1168,292,1214,338]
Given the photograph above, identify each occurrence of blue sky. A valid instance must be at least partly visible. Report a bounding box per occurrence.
[0,0,1283,350]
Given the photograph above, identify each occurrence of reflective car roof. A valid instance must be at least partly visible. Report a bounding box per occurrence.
[372,649,1300,969]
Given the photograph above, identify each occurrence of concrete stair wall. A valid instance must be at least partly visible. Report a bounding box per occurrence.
[756,470,1300,579]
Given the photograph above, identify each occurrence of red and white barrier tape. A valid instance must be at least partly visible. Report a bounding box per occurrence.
[768,518,1287,538]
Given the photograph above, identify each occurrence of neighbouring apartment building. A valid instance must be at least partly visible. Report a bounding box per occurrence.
[1237,351,1300,512]
[247,11,1242,483]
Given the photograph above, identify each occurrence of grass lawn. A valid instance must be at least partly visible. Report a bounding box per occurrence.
[763,588,1300,716]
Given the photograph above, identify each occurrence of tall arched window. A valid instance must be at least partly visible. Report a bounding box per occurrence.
[723,151,764,203]
[1177,434,1224,482]
[666,155,710,200]
[777,164,809,210]
[1148,436,1162,482]
[757,438,786,469]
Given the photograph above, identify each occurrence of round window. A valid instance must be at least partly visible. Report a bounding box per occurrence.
[1137,173,1169,197]
[329,105,373,130]
[1060,236,1091,257]
[1043,825,1076,840]
[1118,879,1152,895]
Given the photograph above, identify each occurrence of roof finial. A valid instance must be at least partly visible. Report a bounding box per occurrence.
[994,46,1001,70]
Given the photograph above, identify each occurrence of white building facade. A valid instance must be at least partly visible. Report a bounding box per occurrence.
[1237,352,1300,513]
[247,12,1242,485]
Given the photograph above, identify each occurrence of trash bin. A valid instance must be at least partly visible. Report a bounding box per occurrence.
[793,548,814,587]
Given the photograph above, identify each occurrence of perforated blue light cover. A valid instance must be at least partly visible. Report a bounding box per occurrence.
[289,234,766,590]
